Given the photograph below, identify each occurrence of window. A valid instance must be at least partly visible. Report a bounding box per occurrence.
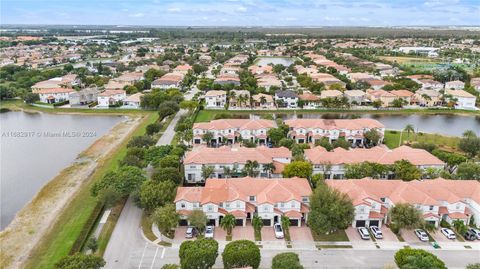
[189,166,196,169]
[249,196,256,202]
[359,207,365,213]
[429,205,434,210]
[207,205,213,212]
[236,202,240,208]
[302,196,309,203]
[225,202,230,208]
[181,203,185,208]
[280,202,285,208]
[263,205,269,212]
[380,197,386,202]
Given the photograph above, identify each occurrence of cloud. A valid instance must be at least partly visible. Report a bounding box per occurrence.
[236,6,247,12]
[129,12,145,18]
[167,7,182,12]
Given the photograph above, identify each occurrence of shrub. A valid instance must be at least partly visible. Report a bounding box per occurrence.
[440,219,451,228]
[179,239,218,269]
[152,167,182,184]
[146,122,162,135]
[161,265,179,269]
[222,240,260,269]
[394,248,446,269]
[271,252,303,269]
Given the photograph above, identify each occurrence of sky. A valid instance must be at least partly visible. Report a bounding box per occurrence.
[1,0,479,27]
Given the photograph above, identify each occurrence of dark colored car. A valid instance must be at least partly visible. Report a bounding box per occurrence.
[464,230,477,241]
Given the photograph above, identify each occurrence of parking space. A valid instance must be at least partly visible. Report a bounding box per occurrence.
[380,226,399,242]
[289,226,314,242]
[213,226,227,240]
[173,226,189,242]
[345,227,376,248]
[232,225,254,241]
[261,225,283,241]
[429,229,460,243]
[401,229,431,247]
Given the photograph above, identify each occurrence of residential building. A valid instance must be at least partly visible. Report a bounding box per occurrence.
[367,89,397,107]
[446,89,477,110]
[471,77,480,92]
[192,119,276,145]
[445,80,465,90]
[205,90,227,109]
[418,79,444,91]
[175,177,312,227]
[248,65,273,75]
[114,72,144,84]
[69,87,100,105]
[284,118,385,144]
[256,74,282,91]
[344,90,368,105]
[391,90,414,104]
[252,93,275,110]
[327,178,479,228]
[274,90,298,108]
[173,64,192,74]
[305,145,445,179]
[214,73,241,86]
[298,91,321,109]
[228,90,251,110]
[320,90,343,100]
[31,74,79,93]
[413,89,442,107]
[151,73,184,89]
[38,88,75,104]
[123,92,144,109]
[97,90,127,107]
[183,146,292,182]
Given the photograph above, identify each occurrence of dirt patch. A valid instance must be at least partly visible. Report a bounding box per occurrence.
[0,115,143,269]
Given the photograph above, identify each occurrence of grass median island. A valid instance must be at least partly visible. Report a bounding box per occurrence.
[17,112,158,269]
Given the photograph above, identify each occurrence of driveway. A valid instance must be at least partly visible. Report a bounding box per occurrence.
[345,227,376,249]
[261,225,283,241]
[401,229,432,247]
[289,226,314,242]
[213,226,227,241]
[173,226,189,242]
[429,229,460,243]
[232,225,254,241]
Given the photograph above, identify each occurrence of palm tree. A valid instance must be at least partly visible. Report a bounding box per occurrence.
[252,215,263,240]
[260,95,267,105]
[262,162,276,178]
[223,166,233,178]
[220,213,236,236]
[243,160,260,177]
[463,130,476,139]
[281,215,291,239]
[201,165,214,181]
[202,131,214,146]
[404,124,415,141]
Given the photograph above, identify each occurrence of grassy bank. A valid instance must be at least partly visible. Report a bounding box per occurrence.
[384,130,460,151]
[24,112,158,269]
[194,108,479,123]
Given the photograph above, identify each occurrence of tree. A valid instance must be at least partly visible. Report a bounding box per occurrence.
[152,167,182,184]
[201,165,215,181]
[202,132,214,146]
[91,166,146,197]
[267,128,286,146]
[159,101,180,119]
[179,239,218,269]
[458,131,480,158]
[453,219,468,235]
[310,173,324,188]
[243,160,260,177]
[393,160,422,181]
[24,92,40,103]
[262,162,275,178]
[404,124,415,141]
[332,137,350,150]
[146,122,162,135]
[220,213,236,236]
[271,252,304,269]
[86,237,98,253]
[282,161,313,179]
[394,248,446,269]
[252,215,263,237]
[188,210,208,233]
[456,162,480,180]
[127,135,156,148]
[372,100,382,109]
[281,215,290,239]
[390,203,424,230]
[55,253,105,269]
[315,137,333,151]
[466,264,480,269]
[153,204,179,238]
[364,129,381,146]
[138,180,177,212]
[222,240,261,269]
[308,183,354,234]
[158,155,180,169]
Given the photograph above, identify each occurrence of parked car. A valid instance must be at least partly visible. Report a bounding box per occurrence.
[369,226,383,239]
[441,228,456,240]
[205,226,214,239]
[468,228,480,240]
[186,226,197,239]
[464,230,477,241]
[274,223,284,239]
[357,227,370,240]
[414,229,429,242]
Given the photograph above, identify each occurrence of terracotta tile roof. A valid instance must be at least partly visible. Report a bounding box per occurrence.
[305,145,444,166]
[423,213,439,219]
[285,118,384,130]
[175,177,312,206]
[205,90,227,97]
[284,210,302,218]
[449,212,468,219]
[391,90,414,97]
[299,92,320,101]
[193,119,276,131]
[184,146,291,165]
[369,211,384,219]
[230,210,247,218]
[99,89,126,97]
[37,88,75,94]
[447,89,475,98]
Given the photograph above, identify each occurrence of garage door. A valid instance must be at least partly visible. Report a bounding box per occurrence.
[289,219,299,226]
[355,220,366,227]
[207,219,216,226]
[179,219,188,226]
[262,219,271,226]
[235,219,244,226]
[369,220,380,227]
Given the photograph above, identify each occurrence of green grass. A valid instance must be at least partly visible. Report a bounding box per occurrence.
[25,112,158,269]
[141,212,158,242]
[316,245,353,249]
[384,130,460,151]
[311,230,349,242]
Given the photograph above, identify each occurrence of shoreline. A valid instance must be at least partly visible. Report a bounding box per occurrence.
[0,113,146,269]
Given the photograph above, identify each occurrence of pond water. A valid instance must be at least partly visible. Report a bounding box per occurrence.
[277,113,480,137]
[255,57,296,67]
[0,111,123,229]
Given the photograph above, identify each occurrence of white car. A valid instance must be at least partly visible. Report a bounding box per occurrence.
[274,223,284,239]
[369,226,383,239]
[357,227,370,240]
[468,228,480,240]
[441,228,456,240]
[414,229,429,242]
[205,226,214,238]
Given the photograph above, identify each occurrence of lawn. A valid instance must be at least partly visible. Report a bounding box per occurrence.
[311,230,349,242]
[24,112,158,269]
[384,130,460,152]
[378,56,440,64]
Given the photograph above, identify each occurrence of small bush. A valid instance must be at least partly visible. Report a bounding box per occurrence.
[222,240,260,269]
[440,219,451,228]
[272,252,303,269]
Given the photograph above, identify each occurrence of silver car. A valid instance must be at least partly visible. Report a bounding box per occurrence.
[274,223,284,239]
[441,228,456,240]
[369,226,383,239]
[205,226,214,239]
[414,229,429,241]
[357,227,370,240]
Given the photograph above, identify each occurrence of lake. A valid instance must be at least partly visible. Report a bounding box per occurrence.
[0,111,123,229]
[278,113,480,137]
[255,57,296,67]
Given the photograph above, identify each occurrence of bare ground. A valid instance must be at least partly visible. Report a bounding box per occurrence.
[0,115,143,269]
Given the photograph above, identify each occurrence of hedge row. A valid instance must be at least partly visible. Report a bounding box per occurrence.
[69,202,104,254]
